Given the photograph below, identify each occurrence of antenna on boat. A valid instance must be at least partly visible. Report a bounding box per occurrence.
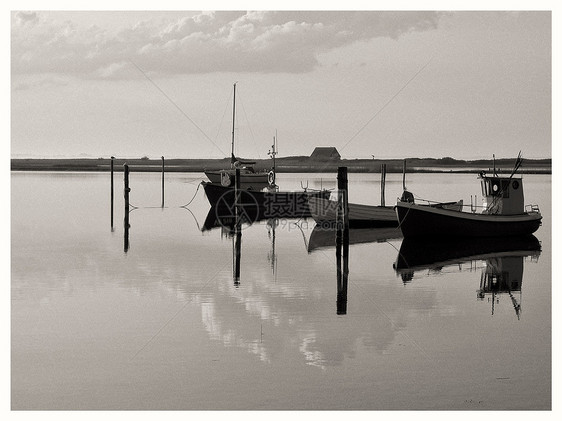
[508,151,523,178]
[493,154,497,176]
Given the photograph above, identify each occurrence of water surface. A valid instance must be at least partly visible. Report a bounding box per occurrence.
[11,171,551,410]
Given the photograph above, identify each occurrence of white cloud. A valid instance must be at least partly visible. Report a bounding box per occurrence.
[11,11,443,79]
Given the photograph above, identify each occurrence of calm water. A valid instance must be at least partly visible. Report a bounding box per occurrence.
[11,171,551,410]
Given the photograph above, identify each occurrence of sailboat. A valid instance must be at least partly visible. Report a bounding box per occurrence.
[202,88,330,213]
[204,83,274,191]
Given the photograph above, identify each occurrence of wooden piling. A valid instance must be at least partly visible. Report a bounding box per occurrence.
[336,166,349,315]
[402,159,407,191]
[380,163,386,206]
[124,163,130,252]
[337,166,349,239]
[161,156,165,208]
[110,156,115,229]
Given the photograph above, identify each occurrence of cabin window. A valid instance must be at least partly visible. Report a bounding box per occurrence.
[484,179,510,198]
[512,180,520,190]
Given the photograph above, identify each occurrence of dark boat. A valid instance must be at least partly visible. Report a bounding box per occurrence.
[204,166,273,191]
[395,154,542,238]
[202,182,331,220]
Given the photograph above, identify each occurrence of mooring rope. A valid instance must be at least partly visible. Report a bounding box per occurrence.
[125,181,202,210]
[180,181,202,208]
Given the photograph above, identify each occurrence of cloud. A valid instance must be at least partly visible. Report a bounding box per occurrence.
[11,11,443,79]
[14,11,39,26]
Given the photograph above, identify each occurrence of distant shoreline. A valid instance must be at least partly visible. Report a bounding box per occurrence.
[10,157,552,174]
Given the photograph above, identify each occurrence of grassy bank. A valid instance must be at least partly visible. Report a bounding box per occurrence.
[10,157,552,174]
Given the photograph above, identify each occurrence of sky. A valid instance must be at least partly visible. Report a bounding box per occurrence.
[9,5,554,160]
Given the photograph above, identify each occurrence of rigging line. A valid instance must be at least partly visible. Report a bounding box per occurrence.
[214,89,233,144]
[130,260,229,361]
[237,90,259,159]
[129,60,227,156]
[339,57,433,154]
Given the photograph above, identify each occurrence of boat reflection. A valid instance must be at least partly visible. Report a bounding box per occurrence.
[393,235,541,317]
[202,205,265,234]
[307,225,402,253]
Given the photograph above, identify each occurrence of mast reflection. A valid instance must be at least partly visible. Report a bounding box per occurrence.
[266,219,278,277]
[202,206,281,286]
[477,254,532,319]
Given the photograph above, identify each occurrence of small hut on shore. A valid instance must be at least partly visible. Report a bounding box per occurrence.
[309,147,341,161]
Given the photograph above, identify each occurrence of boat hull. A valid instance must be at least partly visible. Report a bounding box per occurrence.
[308,197,398,228]
[204,170,270,191]
[395,201,542,238]
[202,182,330,219]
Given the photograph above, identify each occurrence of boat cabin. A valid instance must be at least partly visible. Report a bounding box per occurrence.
[480,173,524,215]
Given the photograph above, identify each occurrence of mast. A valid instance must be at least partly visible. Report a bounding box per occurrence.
[273,130,277,173]
[231,82,237,167]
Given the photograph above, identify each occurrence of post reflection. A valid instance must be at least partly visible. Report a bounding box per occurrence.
[124,212,130,252]
[336,232,349,315]
[308,225,403,315]
[266,219,278,277]
[233,228,241,286]
[393,236,541,317]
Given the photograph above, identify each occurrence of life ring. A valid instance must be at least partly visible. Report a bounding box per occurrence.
[267,170,275,186]
[220,171,232,187]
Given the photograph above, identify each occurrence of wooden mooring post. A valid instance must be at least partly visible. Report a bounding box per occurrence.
[402,159,407,191]
[336,166,349,314]
[124,163,130,252]
[110,156,115,230]
[380,163,386,206]
[337,166,349,239]
[161,156,165,208]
